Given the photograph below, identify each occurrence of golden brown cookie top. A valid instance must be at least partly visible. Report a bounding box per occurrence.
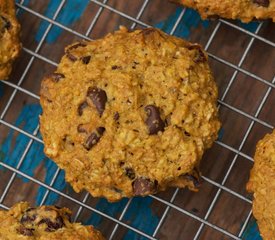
[174,0,275,22]
[247,129,275,240]
[0,0,21,80]
[40,27,220,201]
[0,202,104,240]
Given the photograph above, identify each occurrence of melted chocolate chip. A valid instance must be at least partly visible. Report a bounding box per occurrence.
[53,206,72,222]
[114,112,120,121]
[144,105,165,135]
[188,45,206,63]
[20,214,36,224]
[67,42,86,51]
[132,178,158,196]
[87,87,107,116]
[77,124,87,133]
[65,43,87,62]
[0,16,11,31]
[184,131,191,137]
[119,161,125,166]
[39,216,64,232]
[84,127,105,150]
[17,226,34,236]
[78,101,88,116]
[21,208,37,224]
[81,56,91,64]
[49,73,65,82]
[253,0,269,7]
[183,173,201,188]
[66,53,78,62]
[26,207,35,212]
[125,167,135,180]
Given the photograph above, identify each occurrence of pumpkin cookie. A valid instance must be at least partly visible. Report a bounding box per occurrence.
[40,27,221,201]
[0,0,21,80]
[247,129,275,240]
[0,202,104,239]
[173,0,275,22]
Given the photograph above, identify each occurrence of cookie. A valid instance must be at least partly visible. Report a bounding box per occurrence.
[0,0,21,80]
[0,202,104,240]
[40,27,221,201]
[173,0,275,22]
[247,130,275,240]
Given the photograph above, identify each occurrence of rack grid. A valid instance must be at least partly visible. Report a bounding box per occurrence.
[0,0,274,239]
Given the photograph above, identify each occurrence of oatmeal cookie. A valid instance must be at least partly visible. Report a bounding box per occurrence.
[173,0,275,22]
[247,129,275,240]
[0,0,21,80]
[0,202,104,240]
[40,27,221,201]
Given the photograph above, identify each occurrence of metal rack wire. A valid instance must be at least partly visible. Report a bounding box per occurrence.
[0,0,274,239]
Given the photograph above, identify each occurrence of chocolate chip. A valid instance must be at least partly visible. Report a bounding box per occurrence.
[187,45,206,63]
[184,131,191,137]
[253,0,269,7]
[49,73,65,82]
[112,65,118,70]
[20,214,36,224]
[39,216,64,232]
[183,173,201,188]
[78,101,88,116]
[67,42,86,51]
[125,167,135,180]
[21,208,37,224]
[77,124,87,133]
[53,206,72,222]
[81,56,91,64]
[0,16,11,31]
[144,105,165,135]
[84,127,105,150]
[17,226,34,236]
[119,161,125,166]
[66,52,78,62]
[114,112,120,121]
[65,43,87,62]
[194,50,206,63]
[25,207,35,212]
[132,177,157,196]
[87,87,107,116]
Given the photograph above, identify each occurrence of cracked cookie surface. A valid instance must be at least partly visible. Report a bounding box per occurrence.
[40,27,220,201]
[0,202,104,240]
[173,0,275,22]
[247,130,275,240]
[0,0,21,80]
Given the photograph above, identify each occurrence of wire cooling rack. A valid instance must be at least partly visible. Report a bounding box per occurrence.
[0,0,274,239]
